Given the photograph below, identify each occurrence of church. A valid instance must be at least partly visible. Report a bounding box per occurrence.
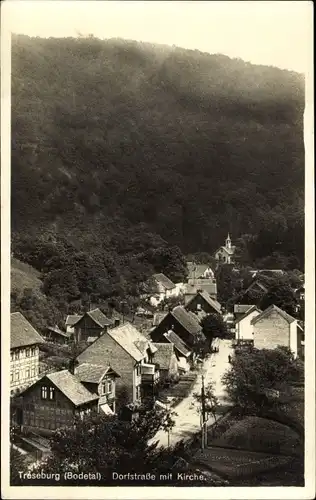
[214,234,236,264]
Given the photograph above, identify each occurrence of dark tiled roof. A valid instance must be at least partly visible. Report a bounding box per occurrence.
[46,370,99,406]
[234,304,253,314]
[11,312,45,349]
[87,308,112,327]
[153,273,176,290]
[171,306,202,336]
[75,363,118,384]
[152,343,175,370]
[163,331,191,357]
[47,325,71,338]
[251,304,297,326]
[235,306,262,324]
[66,314,82,326]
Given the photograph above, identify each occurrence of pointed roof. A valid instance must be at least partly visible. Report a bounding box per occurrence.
[163,331,191,357]
[251,304,297,326]
[75,363,120,384]
[11,312,45,349]
[185,290,221,314]
[73,308,112,328]
[235,306,262,324]
[152,273,176,290]
[171,306,203,337]
[152,343,175,370]
[66,314,83,327]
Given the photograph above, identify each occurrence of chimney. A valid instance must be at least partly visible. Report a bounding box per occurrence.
[69,357,79,375]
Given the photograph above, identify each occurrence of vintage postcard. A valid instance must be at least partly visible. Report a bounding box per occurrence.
[1,1,315,499]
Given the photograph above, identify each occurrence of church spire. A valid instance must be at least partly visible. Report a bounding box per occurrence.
[225,233,231,249]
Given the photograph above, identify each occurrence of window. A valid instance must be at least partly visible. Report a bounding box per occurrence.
[107,380,113,394]
[15,371,20,381]
[197,304,202,311]
[31,347,37,356]
[31,366,36,377]
[101,382,107,395]
[25,368,30,379]
[14,351,19,361]
[26,348,31,358]
[136,365,141,377]
[41,386,48,399]
[10,372,14,383]
[10,353,14,362]
[49,387,55,400]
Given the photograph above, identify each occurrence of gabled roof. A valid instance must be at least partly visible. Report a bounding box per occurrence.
[234,304,253,314]
[235,306,262,324]
[216,245,236,255]
[11,312,45,349]
[251,304,297,326]
[75,363,119,384]
[187,263,213,280]
[152,312,168,326]
[109,323,157,359]
[243,280,268,294]
[86,308,112,327]
[163,331,191,357]
[152,273,176,290]
[171,306,203,337]
[47,325,71,338]
[152,343,175,370]
[44,370,99,406]
[66,314,83,326]
[186,290,221,314]
[185,280,217,297]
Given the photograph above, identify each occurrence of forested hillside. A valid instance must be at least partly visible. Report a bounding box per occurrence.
[11,35,305,316]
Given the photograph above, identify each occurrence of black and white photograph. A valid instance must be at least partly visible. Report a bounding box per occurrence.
[1,0,314,498]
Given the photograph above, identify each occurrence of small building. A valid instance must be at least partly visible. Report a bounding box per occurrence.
[163,330,192,372]
[72,308,112,344]
[187,263,215,281]
[76,323,159,405]
[214,234,236,264]
[185,290,222,316]
[251,304,302,357]
[235,306,262,344]
[10,312,45,395]
[65,314,83,335]
[240,279,268,300]
[147,273,178,307]
[150,305,205,351]
[46,325,71,345]
[152,343,179,383]
[75,363,120,414]
[20,370,99,437]
[233,304,254,321]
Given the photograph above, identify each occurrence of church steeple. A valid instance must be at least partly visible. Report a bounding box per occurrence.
[225,233,231,249]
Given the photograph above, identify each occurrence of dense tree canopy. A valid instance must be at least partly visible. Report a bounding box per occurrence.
[12,35,304,274]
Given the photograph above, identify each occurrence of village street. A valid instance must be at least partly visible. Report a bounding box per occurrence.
[151,338,233,448]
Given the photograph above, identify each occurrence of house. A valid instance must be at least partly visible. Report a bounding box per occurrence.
[20,369,99,437]
[163,330,192,373]
[72,308,112,344]
[184,279,217,302]
[46,325,71,345]
[187,262,215,281]
[65,314,82,335]
[251,304,302,357]
[294,284,305,302]
[10,312,45,395]
[75,363,120,414]
[185,290,222,316]
[214,234,236,264]
[150,305,205,351]
[233,304,254,321]
[238,279,268,302]
[235,306,262,344]
[76,323,159,405]
[152,343,179,382]
[250,269,285,279]
[147,273,178,307]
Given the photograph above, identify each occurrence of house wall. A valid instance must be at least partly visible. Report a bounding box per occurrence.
[253,311,291,351]
[236,310,261,341]
[10,345,40,393]
[150,314,196,349]
[77,333,140,404]
[81,375,116,413]
[21,379,97,437]
[289,322,298,358]
[186,295,217,315]
[215,249,232,264]
[74,315,105,343]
